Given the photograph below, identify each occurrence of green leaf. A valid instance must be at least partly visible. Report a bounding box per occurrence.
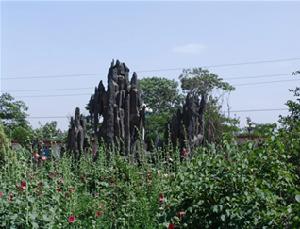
[295,194,300,203]
[221,214,226,222]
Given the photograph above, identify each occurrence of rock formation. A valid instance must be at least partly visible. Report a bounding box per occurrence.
[67,107,87,160]
[169,92,207,154]
[87,60,145,156]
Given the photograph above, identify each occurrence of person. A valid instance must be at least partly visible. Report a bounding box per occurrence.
[41,145,49,159]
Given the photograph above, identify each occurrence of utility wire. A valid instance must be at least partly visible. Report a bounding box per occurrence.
[26,108,289,119]
[11,78,300,98]
[1,73,98,80]
[225,73,290,80]
[235,78,300,87]
[230,108,288,113]
[2,57,300,80]
[16,93,91,98]
[2,73,294,93]
[137,57,300,73]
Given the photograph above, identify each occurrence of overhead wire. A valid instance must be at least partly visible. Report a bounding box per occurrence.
[2,72,295,93]
[26,108,289,120]
[2,57,300,80]
[7,77,299,98]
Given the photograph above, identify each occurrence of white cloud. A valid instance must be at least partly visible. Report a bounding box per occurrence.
[172,43,206,54]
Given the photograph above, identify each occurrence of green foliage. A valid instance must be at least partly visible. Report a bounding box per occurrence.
[179,68,235,95]
[139,77,183,114]
[280,87,300,130]
[278,87,300,178]
[0,93,33,145]
[34,121,66,141]
[163,135,300,228]
[139,77,183,146]
[1,130,300,228]
[0,123,10,164]
[0,93,29,130]
[11,126,33,146]
[204,97,239,143]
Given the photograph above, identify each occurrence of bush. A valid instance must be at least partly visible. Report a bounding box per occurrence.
[0,131,299,228]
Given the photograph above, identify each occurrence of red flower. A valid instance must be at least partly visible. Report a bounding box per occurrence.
[0,192,3,198]
[20,180,27,190]
[41,156,47,161]
[180,148,188,158]
[68,215,76,223]
[95,210,103,218]
[168,223,175,229]
[177,211,186,219]
[159,193,164,204]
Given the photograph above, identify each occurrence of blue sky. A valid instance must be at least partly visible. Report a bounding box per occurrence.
[1,1,300,130]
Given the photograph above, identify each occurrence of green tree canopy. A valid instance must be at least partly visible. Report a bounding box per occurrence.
[179,68,234,96]
[34,121,65,141]
[139,77,183,148]
[0,93,29,130]
[139,77,183,114]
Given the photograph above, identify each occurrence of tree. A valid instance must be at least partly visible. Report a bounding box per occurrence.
[0,93,29,130]
[278,71,300,177]
[139,77,183,114]
[34,121,65,141]
[179,68,234,96]
[139,77,183,148]
[0,93,33,144]
[179,68,236,143]
[280,87,300,129]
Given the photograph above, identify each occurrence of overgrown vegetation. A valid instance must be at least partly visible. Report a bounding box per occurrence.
[1,126,300,228]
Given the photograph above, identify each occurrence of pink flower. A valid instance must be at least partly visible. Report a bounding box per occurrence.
[68,215,76,223]
[159,193,164,204]
[33,153,40,160]
[41,156,47,161]
[168,223,175,229]
[180,148,188,158]
[0,192,3,198]
[20,180,27,191]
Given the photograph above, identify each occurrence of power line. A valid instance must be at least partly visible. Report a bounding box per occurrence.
[225,73,290,80]
[231,108,288,113]
[2,72,294,93]
[26,108,289,120]
[0,88,92,93]
[1,73,98,80]
[235,78,300,87]
[2,57,300,80]
[10,78,299,98]
[15,93,91,98]
[27,116,69,119]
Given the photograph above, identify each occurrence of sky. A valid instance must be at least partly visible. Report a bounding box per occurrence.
[1,1,300,130]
